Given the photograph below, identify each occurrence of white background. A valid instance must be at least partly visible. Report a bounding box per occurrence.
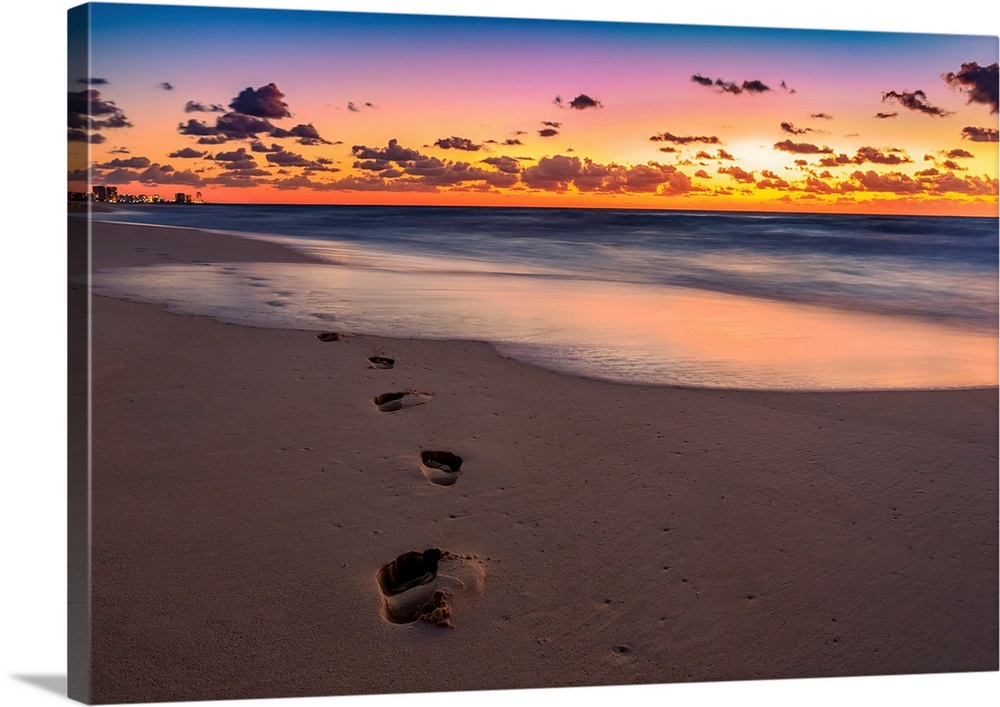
[2,1,998,706]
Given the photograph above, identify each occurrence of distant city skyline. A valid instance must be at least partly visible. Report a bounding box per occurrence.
[68,3,999,215]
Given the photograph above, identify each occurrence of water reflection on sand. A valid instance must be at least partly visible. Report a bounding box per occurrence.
[89,260,998,391]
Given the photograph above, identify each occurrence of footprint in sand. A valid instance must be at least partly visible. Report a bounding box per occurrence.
[419,450,464,486]
[376,549,485,627]
[372,391,432,412]
[368,355,395,370]
[316,332,341,342]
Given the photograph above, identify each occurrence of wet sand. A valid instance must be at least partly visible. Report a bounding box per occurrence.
[78,219,998,703]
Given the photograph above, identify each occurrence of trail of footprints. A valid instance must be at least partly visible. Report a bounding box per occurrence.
[317,331,483,627]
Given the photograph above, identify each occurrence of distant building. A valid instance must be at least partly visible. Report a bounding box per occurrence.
[175,192,191,204]
[93,185,107,202]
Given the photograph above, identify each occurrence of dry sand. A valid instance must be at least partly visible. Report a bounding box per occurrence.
[77,219,998,703]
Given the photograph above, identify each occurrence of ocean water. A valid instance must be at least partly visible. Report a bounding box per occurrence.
[85,205,999,390]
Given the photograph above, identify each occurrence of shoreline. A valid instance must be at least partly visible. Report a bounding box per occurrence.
[83,218,998,394]
[77,218,998,703]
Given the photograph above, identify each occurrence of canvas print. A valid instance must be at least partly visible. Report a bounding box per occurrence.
[67,2,999,704]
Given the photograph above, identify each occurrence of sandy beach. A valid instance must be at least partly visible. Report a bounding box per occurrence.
[76,219,997,703]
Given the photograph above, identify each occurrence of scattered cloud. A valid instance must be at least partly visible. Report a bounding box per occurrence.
[692,76,771,95]
[538,128,559,137]
[269,123,332,145]
[852,146,912,165]
[78,77,109,85]
[773,140,833,154]
[434,136,482,151]
[881,90,951,117]
[718,166,756,183]
[874,112,898,119]
[942,61,999,113]
[169,147,207,158]
[649,132,721,145]
[352,139,427,164]
[481,156,521,174]
[229,83,291,119]
[554,94,603,109]
[780,122,813,135]
[810,113,833,120]
[961,126,999,142]
[185,101,226,113]
[98,156,152,169]
[160,82,174,91]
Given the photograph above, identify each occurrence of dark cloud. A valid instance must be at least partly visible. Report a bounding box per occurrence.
[852,146,911,165]
[197,135,228,145]
[178,118,220,136]
[354,159,393,172]
[810,113,834,120]
[78,77,108,85]
[924,172,998,195]
[961,126,999,142]
[67,89,131,145]
[160,82,174,91]
[352,138,427,164]
[538,128,559,138]
[717,166,755,183]
[874,112,898,119]
[212,147,258,169]
[185,101,226,113]
[68,89,131,126]
[217,112,275,139]
[434,136,482,151]
[693,77,771,95]
[946,148,975,159]
[542,121,562,128]
[817,154,853,167]
[716,149,736,161]
[942,62,998,113]
[98,156,152,169]
[347,102,360,112]
[941,160,966,171]
[742,80,770,94]
[779,80,796,93]
[249,140,284,153]
[554,94,603,110]
[849,169,922,193]
[881,90,951,117]
[568,94,602,109]
[481,156,521,174]
[68,129,104,143]
[168,147,207,159]
[780,122,812,135]
[649,132,721,145]
[266,150,329,170]
[503,138,523,146]
[229,83,291,119]
[773,140,833,154]
[520,155,694,195]
[269,123,332,145]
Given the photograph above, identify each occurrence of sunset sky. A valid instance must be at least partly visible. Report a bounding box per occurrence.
[67,2,999,214]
